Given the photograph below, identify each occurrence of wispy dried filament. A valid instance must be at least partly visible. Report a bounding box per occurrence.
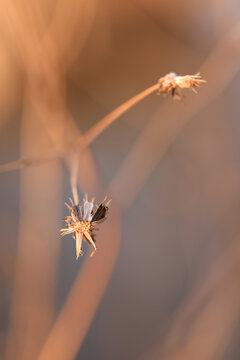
[158,72,206,101]
[61,196,110,258]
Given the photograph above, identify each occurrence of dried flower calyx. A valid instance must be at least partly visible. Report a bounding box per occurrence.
[61,195,110,259]
[157,72,206,101]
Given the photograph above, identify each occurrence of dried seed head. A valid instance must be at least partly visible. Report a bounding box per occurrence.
[61,195,110,259]
[157,72,206,101]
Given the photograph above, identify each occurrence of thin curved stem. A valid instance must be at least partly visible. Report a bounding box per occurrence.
[73,83,159,149]
[0,83,159,174]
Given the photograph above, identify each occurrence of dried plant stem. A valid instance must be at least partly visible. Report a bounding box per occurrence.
[73,83,159,148]
[70,153,79,205]
[0,83,159,174]
[0,151,61,173]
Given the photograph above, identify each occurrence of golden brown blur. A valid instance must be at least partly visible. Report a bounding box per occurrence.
[0,1,239,359]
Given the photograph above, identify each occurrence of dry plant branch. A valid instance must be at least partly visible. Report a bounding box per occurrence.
[0,83,159,173]
[0,74,205,174]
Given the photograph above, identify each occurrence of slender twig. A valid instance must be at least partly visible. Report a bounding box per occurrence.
[0,72,206,175]
[0,83,159,174]
[0,151,61,173]
[73,83,159,149]
[70,153,80,205]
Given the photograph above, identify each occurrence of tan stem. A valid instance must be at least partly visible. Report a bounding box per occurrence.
[0,83,159,174]
[70,153,80,205]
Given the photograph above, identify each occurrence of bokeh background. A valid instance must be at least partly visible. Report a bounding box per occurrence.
[0,0,240,359]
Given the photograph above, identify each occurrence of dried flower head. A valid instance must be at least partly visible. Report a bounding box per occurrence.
[60,195,110,259]
[157,72,206,101]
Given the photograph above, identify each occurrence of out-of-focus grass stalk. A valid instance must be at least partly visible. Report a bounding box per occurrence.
[139,232,240,360]
[3,3,64,358]
[3,0,98,359]
[5,89,63,360]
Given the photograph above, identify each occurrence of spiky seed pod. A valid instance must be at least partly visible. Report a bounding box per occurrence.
[61,195,110,259]
[158,72,206,101]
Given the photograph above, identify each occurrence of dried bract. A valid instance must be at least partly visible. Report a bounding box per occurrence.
[157,72,206,101]
[60,195,110,259]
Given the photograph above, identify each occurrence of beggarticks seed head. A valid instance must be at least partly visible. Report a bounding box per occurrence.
[60,195,110,259]
[157,72,206,101]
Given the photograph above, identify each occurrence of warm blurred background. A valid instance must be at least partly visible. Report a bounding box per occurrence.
[0,0,240,359]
